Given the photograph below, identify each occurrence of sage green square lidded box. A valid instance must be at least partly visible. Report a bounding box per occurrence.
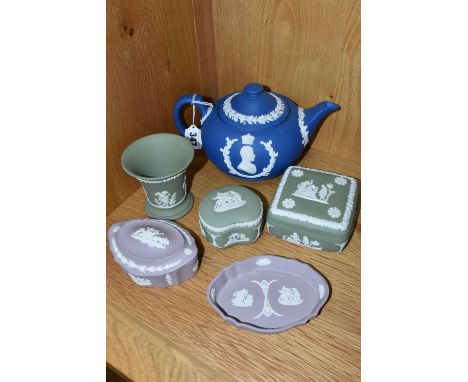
[267,166,359,252]
[199,186,263,249]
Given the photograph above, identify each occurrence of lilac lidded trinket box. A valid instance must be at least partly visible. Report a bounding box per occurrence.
[108,218,198,287]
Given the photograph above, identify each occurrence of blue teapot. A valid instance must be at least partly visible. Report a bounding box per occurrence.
[173,83,340,180]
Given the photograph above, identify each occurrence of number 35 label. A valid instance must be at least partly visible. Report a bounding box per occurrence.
[184,125,202,150]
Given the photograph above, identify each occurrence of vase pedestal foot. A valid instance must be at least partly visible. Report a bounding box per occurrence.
[144,192,194,220]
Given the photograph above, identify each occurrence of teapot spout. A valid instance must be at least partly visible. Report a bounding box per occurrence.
[303,101,340,144]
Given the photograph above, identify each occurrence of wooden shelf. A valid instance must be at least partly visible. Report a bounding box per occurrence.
[107,149,360,382]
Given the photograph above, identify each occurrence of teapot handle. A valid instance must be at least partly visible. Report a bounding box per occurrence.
[173,93,212,137]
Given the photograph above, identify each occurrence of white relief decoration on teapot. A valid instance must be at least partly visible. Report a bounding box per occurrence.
[166,274,173,286]
[282,198,296,209]
[225,232,250,247]
[328,207,342,219]
[213,190,246,212]
[112,225,121,233]
[251,280,283,319]
[220,137,278,179]
[298,107,310,147]
[184,248,193,256]
[318,284,325,300]
[128,273,152,286]
[282,233,322,250]
[334,176,348,186]
[256,257,271,266]
[210,288,216,301]
[237,134,257,174]
[278,286,303,306]
[231,289,254,307]
[291,169,304,178]
[192,259,199,272]
[292,179,335,204]
[154,190,177,208]
[223,92,285,125]
[131,227,170,249]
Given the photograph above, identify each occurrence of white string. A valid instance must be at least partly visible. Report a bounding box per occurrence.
[191,93,213,126]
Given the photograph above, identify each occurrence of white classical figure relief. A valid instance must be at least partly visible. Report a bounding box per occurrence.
[154,190,177,208]
[292,179,335,204]
[131,227,170,249]
[213,190,246,212]
[327,207,342,219]
[128,273,152,286]
[166,274,173,286]
[237,134,257,174]
[225,232,250,247]
[231,289,254,307]
[334,176,348,186]
[282,198,296,209]
[282,233,322,250]
[251,280,283,319]
[278,286,303,306]
[220,137,278,179]
[318,284,325,299]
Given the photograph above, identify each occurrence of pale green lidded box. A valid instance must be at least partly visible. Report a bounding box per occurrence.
[266,166,359,252]
[199,186,264,249]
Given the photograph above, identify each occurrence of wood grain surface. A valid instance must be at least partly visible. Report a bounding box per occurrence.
[106,0,202,213]
[107,148,361,382]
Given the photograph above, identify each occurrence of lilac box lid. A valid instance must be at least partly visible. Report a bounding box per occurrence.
[108,219,197,277]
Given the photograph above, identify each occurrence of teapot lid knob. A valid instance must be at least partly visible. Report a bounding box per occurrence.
[243,83,264,99]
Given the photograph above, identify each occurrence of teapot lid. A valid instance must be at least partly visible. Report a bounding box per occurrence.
[219,83,289,128]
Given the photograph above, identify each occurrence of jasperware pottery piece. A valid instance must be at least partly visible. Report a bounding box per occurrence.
[207,255,330,334]
[121,133,194,220]
[174,83,340,180]
[108,218,198,287]
[199,185,263,248]
[267,166,359,252]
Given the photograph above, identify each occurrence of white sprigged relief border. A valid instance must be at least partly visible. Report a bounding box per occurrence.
[298,107,309,147]
[318,284,325,300]
[128,273,152,286]
[225,232,250,247]
[282,233,322,250]
[223,92,285,125]
[210,288,216,301]
[111,238,181,273]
